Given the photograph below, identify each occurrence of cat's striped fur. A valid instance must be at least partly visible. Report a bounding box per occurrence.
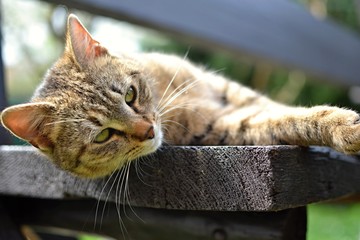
[2,14,360,178]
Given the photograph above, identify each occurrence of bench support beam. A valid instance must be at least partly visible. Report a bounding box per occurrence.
[2,196,306,240]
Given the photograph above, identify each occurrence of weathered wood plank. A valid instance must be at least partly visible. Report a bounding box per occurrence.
[2,196,306,240]
[42,0,360,85]
[0,145,359,211]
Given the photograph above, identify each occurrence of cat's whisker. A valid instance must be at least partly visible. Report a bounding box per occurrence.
[156,68,181,110]
[134,157,154,187]
[160,103,207,127]
[134,160,148,185]
[157,78,195,112]
[139,154,157,170]
[161,120,190,133]
[141,157,155,174]
[115,166,130,238]
[134,160,142,177]
[119,163,131,222]
[124,161,145,223]
[160,66,224,118]
[157,78,199,114]
[159,100,196,112]
[159,98,208,127]
[94,168,119,230]
[157,79,201,115]
[98,171,120,229]
[160,137,174,146]
[115,166,126,212]
[160,125,175,143]
[156,50,190,110]
[207,68,226,75]
[122,164,131,221]
[98,169,122,230]
[159,103,199,117]
[119,161,138,224]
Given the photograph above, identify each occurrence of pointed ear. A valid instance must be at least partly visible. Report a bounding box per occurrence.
[1,103,55,152]
[66,14,108,67]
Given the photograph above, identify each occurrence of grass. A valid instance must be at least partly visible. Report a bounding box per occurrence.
[79,236,110,240]
[307,204,360,240]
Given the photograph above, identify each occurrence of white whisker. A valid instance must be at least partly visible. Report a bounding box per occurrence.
[119,163,131,222]
[161,120,190,133]
[99,169,121,228]
[156,50,190,110]
[115,166,129,238]
[158,78,201,115]
[134,159,153,187]
[124,161,145,223]
[94,169,119,230]
[159,103,199,117]
[157,78,195,112]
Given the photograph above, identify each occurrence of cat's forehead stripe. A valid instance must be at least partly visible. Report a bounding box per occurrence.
[88,116,102,126]
[110,84,123,95]
[86,107,112,123]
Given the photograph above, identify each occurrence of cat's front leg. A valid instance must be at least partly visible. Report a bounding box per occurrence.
[261,106,360,154]
[307,106,360,154]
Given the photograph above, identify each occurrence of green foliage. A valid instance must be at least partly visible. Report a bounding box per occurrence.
[323,0,360,33]
[142,0,360,112]
[308,204,360,240]
[78,235,109,240]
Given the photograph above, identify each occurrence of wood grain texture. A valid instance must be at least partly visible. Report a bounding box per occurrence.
[1,145,360,211]
[41,0,360,85]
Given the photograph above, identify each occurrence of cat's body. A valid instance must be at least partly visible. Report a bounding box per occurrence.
[2,14,360,178]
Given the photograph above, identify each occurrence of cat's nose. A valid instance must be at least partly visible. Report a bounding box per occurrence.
[132,121,155,142]
[146,126,155,140]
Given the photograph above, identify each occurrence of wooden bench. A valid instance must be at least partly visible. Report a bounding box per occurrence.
[1,0,360,239]
[1,145,360,239]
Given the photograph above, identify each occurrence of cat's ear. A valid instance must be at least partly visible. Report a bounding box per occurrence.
[66,14,108,67]
[1,103,55,152]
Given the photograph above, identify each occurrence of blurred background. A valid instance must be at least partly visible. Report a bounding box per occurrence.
[3,0,360,109]
[1,0,360,239]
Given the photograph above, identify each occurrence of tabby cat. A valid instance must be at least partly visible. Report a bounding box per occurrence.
[2,14,360,178]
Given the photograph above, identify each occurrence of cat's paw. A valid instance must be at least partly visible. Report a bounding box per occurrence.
[324,108,360,154]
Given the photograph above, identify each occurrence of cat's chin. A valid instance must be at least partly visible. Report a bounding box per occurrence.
[66,128,163,179]
[141,126,163,156]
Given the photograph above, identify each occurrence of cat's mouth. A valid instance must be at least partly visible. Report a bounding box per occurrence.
[142,124,163,154]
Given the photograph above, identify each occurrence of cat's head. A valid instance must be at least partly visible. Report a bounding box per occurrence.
[0,14,163,178]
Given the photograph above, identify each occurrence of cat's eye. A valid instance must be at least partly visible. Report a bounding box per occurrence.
[94,128,112,143]
[125,86,136,105]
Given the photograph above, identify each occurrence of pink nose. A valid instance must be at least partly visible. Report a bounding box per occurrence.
[132,121,155,142]
[147,126,155,139]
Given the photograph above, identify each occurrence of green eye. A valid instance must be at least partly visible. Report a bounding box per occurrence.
[94,128,112,143]
[125,86,136,105]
